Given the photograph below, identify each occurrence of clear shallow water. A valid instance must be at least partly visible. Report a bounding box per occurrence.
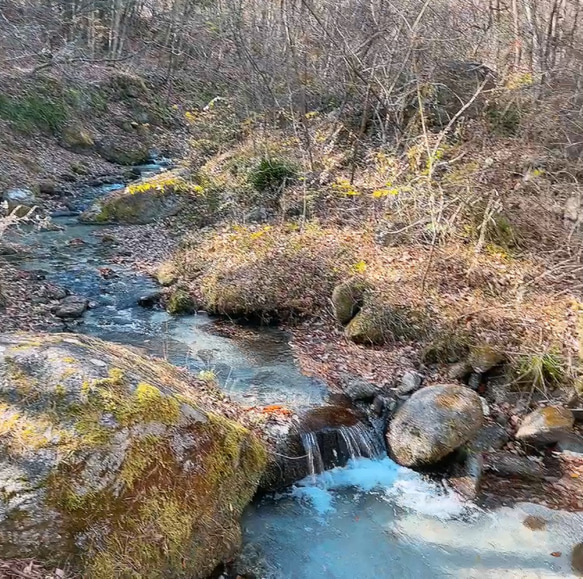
[7,175,582,579]
[10,207,326,410]
[242,457,583,579]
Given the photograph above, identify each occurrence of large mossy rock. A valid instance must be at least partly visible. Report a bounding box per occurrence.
[331,277,368,325]
[0,333,266,578]
[61,123,95,153]
[95,137,150,166]
[344,301,427,345]
[387,384,484,467]
[80,171,189,224]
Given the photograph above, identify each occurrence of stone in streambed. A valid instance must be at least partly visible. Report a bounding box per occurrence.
[483,451,547,480]
[53,295,89,319]
[387,384,484,467]
[137,291,162,309]
[515,406,574,445]
[3,188,36,215]
[396,371,423,396]
[338,373,378,402]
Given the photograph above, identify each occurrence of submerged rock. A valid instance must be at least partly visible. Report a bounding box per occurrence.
[515,406,574,445]
[137,291,162,309]
[0,333,266,577]
[387,384,484,467]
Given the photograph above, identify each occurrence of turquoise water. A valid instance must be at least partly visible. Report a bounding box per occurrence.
[241,456,582,578]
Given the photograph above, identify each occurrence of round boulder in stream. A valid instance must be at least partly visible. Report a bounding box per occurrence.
[387,384,484,468]
[0,333,266,578]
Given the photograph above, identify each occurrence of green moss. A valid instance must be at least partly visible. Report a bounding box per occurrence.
[421,334,470,364]
[119,435,163,487]
[166,289,197,315]
[123,382,181,425]
[0,92,68,134]
[345,301,428,345]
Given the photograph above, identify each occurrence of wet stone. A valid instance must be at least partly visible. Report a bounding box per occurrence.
[484,452,547,480]
[53,295,89,319]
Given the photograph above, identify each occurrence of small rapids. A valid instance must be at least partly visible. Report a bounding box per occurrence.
[242,455,583,578]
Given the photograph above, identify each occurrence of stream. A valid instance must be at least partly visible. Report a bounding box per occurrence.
[7,166,583,578]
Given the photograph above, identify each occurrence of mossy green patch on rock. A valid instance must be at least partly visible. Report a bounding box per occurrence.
[345,300,428,345]
[166,289,197,315]
[0,332,267,578]
[80,171,198,224]
[331,277,370,325]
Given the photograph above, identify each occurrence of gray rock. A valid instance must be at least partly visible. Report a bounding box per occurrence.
[515,406,574,445]
[3,188,36,213]
[53,295,89,319]
[448,361,473,380]
[339,373,378,401]
[245,207,271,223]
[449,450,483,499]
[468,372,482,390]
[556,432,583,455]
[387,384,484,467]
[396,371,423,396]
[484,452,547,480]
[137,291,162,308]
[469,423,509,452]
[43,284,68,301]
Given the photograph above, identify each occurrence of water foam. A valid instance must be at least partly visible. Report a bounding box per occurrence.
[291,456,473,520]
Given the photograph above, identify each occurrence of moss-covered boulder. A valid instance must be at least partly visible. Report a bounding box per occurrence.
[61,123,95,153]
[166,288,197,315]
[0,333,266,578]
[80,171,190,225]
[387,384,484,467]
[95,137,150,166]
[344,301,428,345]
[331,277,368,325]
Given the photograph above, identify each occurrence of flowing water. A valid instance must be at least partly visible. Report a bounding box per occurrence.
[6,167,583,578]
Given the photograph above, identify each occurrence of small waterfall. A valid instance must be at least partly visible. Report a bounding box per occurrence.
[300,420,385,477]
[338,422,385,460]
[301,432,325,477]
